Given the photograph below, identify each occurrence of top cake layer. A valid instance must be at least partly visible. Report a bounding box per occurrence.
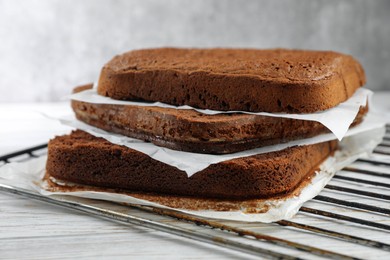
[98,48,365,113]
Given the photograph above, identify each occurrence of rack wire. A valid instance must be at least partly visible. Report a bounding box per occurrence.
[1,127,390,259]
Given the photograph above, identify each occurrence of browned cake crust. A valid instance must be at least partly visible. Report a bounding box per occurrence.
[46,130,338,200]
[73,84,367,154]
[97,48,365,113]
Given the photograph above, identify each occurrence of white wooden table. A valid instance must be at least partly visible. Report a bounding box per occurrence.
[1,92,390,259]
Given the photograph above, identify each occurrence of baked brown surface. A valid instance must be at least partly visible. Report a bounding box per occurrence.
[46,130,338,200]
[97,48,365,113]
[73,84,367,154]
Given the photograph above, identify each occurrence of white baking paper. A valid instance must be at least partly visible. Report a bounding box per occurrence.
[69,87,371,140]
[0,124,384,223]
[59,112,385,177]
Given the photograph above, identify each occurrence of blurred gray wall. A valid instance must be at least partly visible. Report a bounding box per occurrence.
[0,0,389,102]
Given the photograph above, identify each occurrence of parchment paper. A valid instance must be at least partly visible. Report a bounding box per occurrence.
[59,112,385,176]
[0,124,384,222]
[69,87,371,140]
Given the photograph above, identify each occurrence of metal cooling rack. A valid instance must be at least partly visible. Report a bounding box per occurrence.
[1,127,390,260]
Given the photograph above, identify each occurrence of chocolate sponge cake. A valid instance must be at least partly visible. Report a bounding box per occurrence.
[73,84,367,154]
[46,130,338,200]
[46,48,369,207]
[98,48,365,113]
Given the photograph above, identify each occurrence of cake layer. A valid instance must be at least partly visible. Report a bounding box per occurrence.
[46,130,338,199]
[97,48,365,113]
[72,84,367,154]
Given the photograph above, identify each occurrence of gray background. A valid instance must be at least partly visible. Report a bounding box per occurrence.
[0,0,389,103]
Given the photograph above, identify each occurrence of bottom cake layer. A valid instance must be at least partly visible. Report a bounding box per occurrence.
[45,130,338,200]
